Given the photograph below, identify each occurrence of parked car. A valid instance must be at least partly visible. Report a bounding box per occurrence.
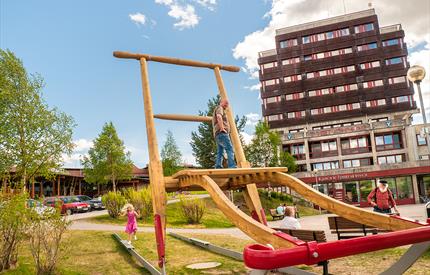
[75,195,105,211]
[27,199,55,216]
[43,196,90,215]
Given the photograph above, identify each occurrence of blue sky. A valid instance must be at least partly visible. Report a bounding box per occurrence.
[1,0,429,168]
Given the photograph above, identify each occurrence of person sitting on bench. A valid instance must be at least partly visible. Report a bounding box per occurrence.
[367,180,399,214]
[276,204,285,215]
[279,206,301,229]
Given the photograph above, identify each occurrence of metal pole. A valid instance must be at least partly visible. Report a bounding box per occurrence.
[416,82,430,156]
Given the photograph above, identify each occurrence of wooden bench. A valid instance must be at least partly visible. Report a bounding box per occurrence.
[269,209,284,220]
[273,228,329,274]
[328,216,388,240]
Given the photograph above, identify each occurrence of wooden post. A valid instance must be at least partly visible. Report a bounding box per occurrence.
[139,58,167,238]
[31,177,35,199]
[40,181,43,197]
[78,180,82,195]
[213,66,266,223]
[57,176,60,196]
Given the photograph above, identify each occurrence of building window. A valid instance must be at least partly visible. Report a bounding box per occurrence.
[377,154,404,164]
[375,132,402,151]
[391,95,411,104]
[312,161,339,171]
[285,92,304,101]
[282,57,300,65]
[260,62,277,74]
[264,96,281,104]
[357,42,377,51]
[303,47,353,62]
[284,75,302,82]
[263,78,279,88]
[286,111,305,119]
[363,79,384,89]
[341,136,370,154]
[280,38,298,48]
[366,99,386,107]
[385,57,406,66]
[343,158,372,168]
[302,28,349,44]
[354,23,374,33]
[382,38,402,47]
[267,114,281,121]
[286,144,305,160]
[360,61,381,70]
[310,140,337,158]
[388,76,407,85]
[417,134,427,146]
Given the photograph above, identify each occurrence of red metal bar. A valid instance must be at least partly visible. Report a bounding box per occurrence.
[154,214,165,268]
[244,226,430,270]
[260,208,268,226]
[251,210,259,222]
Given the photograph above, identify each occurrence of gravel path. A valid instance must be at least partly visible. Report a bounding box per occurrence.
[70,203,428,241]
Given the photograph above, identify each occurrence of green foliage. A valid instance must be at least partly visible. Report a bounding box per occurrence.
[245,121,297,171]
[178,196,206,224]
[102,191,127,218]
[26,205,70,275]
[122,187,153,221]
[0,49,75,185]
[0,193,30,271]
[82,122,133,192]
[161,130,182,176]
[190,95,247,168]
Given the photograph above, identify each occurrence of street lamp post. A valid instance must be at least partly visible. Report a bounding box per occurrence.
[313,169,322,213]
[407,65,430,156]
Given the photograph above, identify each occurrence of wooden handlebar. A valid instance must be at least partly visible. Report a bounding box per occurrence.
[113,51,240,72]
[154,114,212,123]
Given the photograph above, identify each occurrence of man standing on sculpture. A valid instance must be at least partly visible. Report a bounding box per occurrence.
[212,99,237,168]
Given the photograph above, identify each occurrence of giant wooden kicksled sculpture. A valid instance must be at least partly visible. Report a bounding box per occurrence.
[113,51,430,275]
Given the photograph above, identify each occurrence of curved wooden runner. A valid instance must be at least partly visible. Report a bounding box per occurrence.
[174,169,421,249]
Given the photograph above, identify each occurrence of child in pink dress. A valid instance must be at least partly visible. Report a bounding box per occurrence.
[121,204,140,244]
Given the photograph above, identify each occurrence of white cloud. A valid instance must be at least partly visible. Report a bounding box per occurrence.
[233,0,430,77]
[74,138,93,152]
[245,113,261,126]
[129,12,147,26]
[168,4,200,29]
[195,0,217,11]
[241,132,254,145]
[244,83,261,91]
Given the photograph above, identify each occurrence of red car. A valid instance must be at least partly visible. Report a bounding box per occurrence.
[43,196,90,215]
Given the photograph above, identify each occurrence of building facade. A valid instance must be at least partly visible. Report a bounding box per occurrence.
[258,9,430,206]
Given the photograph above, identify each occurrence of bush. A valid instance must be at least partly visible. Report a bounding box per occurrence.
[178,196,206,224]
[26,206,70,275]
[0,193,29,271]
[123,187,153,221]
[270,191,278,199]
[102,191,126,218]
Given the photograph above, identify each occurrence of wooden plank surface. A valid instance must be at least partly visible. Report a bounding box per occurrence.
[171,167,288,179]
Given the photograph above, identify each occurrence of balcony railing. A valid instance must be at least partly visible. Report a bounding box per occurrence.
[292,153,306,161]
[341,146,372,155]
[375,143,403,151]
[310,150,338,159]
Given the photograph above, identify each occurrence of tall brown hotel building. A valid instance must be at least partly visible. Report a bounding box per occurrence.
[258,9,430,206]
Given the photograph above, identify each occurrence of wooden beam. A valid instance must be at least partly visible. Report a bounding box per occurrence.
[154,114,212,123]
[172,167,288,179]
[139,58,167,240]
[113,51,240,72]
[57,176,60,196]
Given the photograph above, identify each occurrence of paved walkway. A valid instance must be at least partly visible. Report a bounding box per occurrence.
[70,203,428,241]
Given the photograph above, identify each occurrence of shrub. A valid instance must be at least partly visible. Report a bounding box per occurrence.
[26,206,70,275]
[270,192,278,199]
[0,193,30,272]
[102,191,126,218]
[178,196,206,224]
[123,187,153,221]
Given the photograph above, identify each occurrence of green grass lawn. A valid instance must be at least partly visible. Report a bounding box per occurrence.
[87,194,320,228]
[89,197,235,228]
[4,230,429,275]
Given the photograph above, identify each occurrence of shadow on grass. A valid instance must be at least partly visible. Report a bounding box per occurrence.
[110,234,150,275]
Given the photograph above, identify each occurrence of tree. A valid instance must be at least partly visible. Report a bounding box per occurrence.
[245,121,297,172]
[190,95,247,168]
[161,130,182,176]
[0,49,75,186]
[82,122,133,192]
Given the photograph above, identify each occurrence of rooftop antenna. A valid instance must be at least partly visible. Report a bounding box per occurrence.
[368,2,373,8]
